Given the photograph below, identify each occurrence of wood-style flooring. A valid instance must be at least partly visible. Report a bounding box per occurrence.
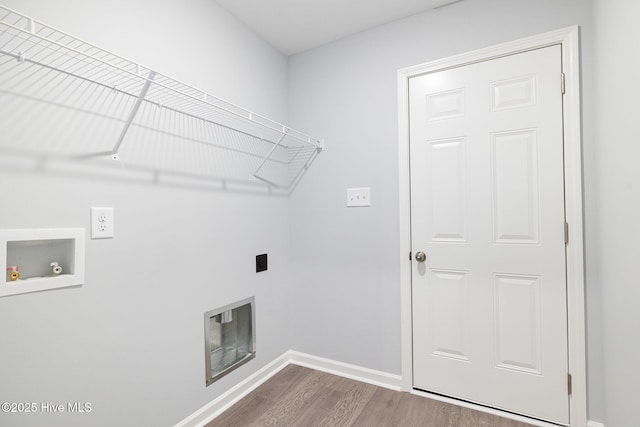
[206,364,536,427]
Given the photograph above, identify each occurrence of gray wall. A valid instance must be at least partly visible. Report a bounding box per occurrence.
[0,1,292,426]
[286,0,603,423]
[593,0,640,425]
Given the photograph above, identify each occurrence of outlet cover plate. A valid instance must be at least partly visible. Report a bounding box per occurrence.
[91,207,114,239]
[347,187,371,207]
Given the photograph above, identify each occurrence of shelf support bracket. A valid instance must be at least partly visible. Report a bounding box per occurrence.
[111,70,157,158]
[252,128,289,183]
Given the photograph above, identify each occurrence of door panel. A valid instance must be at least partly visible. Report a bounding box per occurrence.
[494,273,542,374]
[429,137,467,242]
[491,128,539,243]
[410,45,568,424]
[429,269,470,361]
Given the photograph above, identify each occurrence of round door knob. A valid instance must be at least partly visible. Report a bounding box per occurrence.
[415,251,427,262]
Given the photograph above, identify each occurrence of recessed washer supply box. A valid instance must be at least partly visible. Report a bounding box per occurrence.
[0,228,85,297]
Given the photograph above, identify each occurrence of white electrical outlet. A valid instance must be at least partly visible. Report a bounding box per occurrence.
[346,187,371,207]
[91,207,114,239]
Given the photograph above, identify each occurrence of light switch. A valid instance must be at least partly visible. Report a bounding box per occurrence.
[347,187,371,207]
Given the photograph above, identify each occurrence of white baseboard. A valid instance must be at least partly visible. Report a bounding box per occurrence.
[174,350,402,426]
[175,350,601,427]
[287,350,403,391]
[174,352,290,427]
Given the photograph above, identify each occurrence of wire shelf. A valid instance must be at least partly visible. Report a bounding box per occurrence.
[0,5,323,191]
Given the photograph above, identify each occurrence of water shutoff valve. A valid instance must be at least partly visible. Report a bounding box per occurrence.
[50,262,63,275]
[6,266,20,281]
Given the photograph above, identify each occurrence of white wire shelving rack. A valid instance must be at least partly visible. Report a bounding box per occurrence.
[0,5,323,191]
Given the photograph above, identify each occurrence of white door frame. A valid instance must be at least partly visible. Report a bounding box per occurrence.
[397,26,586,427]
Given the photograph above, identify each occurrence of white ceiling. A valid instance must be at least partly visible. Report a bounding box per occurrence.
[215,0,462,56]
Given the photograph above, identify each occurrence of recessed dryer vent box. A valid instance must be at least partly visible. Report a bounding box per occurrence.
[0,228,85,297]
[204,297,255,386]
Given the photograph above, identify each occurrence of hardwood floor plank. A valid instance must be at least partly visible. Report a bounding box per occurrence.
[494,412,539,427]
[420,398,462,427]
[253,364,311,402]
[205,365,539,427]
[251,369,330,426]
[289,387,343,427]
[315,378,377,427]
[351,387,403,427]
[206,365,312,427]
[205,395,272,427]
[388,393,436,426]
[459,405,535,427]
[459,406,496,427]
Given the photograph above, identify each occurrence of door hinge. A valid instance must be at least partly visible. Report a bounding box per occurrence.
[568,373,573,395]
[561,72,566,95]
[409,252,412,261]
[564,222,569,245]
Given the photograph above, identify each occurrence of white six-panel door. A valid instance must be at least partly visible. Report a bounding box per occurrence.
[410,45,569,424]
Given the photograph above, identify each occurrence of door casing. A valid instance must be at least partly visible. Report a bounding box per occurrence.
[397,26,585,427]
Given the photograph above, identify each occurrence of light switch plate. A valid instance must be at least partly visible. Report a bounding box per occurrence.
[347,187,371,207]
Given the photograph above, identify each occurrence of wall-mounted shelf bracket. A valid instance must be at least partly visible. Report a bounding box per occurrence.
[252,128,289,185]
[112,70,157,157]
